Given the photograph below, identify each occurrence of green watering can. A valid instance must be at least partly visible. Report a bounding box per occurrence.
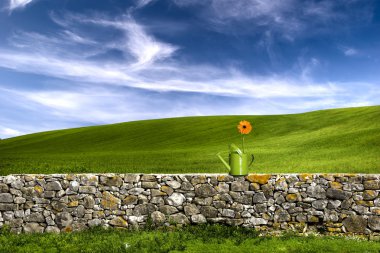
[217,144,254,176]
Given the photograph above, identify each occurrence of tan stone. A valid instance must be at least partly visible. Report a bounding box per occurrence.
[363,190,378,200]
[286,193,298,202]
[329,182,343,189]
[161,185,174,195]
[101,191,120,210]
[68,201,78,207]
[327,227,342,233]
[356,200,374,207]
[109,216,128,227]
[123,195,138,205]
[299,174,313,181]
[34,185,44,194]
[246,174,271,184]
[250,183,260,191]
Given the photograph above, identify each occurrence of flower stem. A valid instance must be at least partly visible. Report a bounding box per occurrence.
[242,135,245,153]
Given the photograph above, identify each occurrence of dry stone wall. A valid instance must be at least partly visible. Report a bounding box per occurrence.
[1,173,380,234]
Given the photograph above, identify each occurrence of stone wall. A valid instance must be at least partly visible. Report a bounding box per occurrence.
[0,173,380,234]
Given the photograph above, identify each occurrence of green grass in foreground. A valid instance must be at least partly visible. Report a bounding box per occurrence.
[1,225,379,253]
[0,106,379,175]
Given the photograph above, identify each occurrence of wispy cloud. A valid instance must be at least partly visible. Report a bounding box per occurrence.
[0,10,378,138]
[172,0,371,39]
[0,12,341,99]
[8,0,33,11]
[339,46,358,56]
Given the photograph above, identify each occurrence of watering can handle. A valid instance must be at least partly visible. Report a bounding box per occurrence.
[248,153,255,167]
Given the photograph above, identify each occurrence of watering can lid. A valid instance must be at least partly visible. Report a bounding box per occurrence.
[229,143,243,155]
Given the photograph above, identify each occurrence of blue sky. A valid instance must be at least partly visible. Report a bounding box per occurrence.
[0,0,379,138]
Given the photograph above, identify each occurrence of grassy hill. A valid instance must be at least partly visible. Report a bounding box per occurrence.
[0,106,379,175]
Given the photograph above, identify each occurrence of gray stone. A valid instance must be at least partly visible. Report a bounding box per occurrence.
[312,200,328,210]
[200,206,218,218]
[184,204,200,216]
[43,191,56,198]
[25,213,45,223]
[100,176,123,187]
[255,203,267,213]
[275,195,286,205]
[327,200,341,209]
[14,197,26,204]
[0,193,13,203]
[159,205,178,215]
[274,178,288,191]
[11,179,24,189]
[124,174,140,183]
[306,185,326,199]
[169,213,189,225]
[69,181,79,192]
[141,182,159,189]
[195,184,217,197]
[213,201,226,209]
[194,197,212,206]
[151,211,166,224]
[226,219,244,226]
[78,186,96,194]
[45,226,60,233]
[231,181,249,192]
[127,215,145,225]
[252,192,266,204]
[216,182,230,193]
[274,209,291,222]
[221,209,235,218]
[166,193,186,206]
[369,216,380,231]
[88,219,102,227]
[343,215,367,233]
[364,180,380,190]
[23,223,45,233]
[3,211,14,221]
[14,210,24,218]
[326,188,352,200]
[75,205,86,218]
[80,175,98,186]
[133,204,157,215]
[141,174,156,181]
[55,212,73,228]
[45,181,62,191]
[181,182,194,191]
[0,183,9,193]
[0,203,14,211]
[166,181,181,189]
[191,214,207,224]
[248,217,268,226]
[84,196,95,208]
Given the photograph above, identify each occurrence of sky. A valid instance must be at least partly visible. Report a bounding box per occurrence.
[0,0,379,138]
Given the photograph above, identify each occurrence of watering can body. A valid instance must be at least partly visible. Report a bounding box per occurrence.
[217,144,254,176]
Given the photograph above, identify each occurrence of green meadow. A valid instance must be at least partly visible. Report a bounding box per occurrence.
[0,105,379,175]
[1,225,380,253]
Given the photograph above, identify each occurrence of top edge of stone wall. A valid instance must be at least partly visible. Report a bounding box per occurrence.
[2,173,380,177]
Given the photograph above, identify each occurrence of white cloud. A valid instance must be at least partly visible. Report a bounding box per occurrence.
[8,0,33,11]
[0,126,23,138]
[342,47,358,56]
[135,0,155,9]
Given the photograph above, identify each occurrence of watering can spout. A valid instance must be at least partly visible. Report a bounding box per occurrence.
[217,152,231,172]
